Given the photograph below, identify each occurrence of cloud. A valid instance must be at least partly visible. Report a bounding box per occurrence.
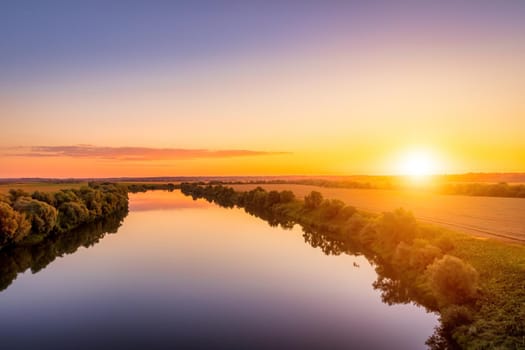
[2,145,289,161]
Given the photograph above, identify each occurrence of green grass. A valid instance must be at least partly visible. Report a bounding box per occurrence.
[449,237,525,348]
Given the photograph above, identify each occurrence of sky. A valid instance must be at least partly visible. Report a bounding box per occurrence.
[1,1,524,177]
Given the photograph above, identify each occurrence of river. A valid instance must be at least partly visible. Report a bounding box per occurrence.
[0,191,438,349]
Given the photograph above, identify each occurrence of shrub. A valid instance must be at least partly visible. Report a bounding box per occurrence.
[304,191,323,209]
[435,235,455,253]
[373,208,418,257]
[279,190,295,203]
[0,202,31,244]
[440,305,475,331]
[393,240,442,273]
[266,190,281,207]
[425,255,479,305]
[77,187,103,218]
[56,201,90,233]
[31,191,56,206]
[13,197,58,235]
[0,194,10,204]
[345,213,367,237]
[320,199,345,220]
[8,189,30,203]
[339,205,357,220]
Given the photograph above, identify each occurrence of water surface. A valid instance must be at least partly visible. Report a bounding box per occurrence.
[0,191,437,349]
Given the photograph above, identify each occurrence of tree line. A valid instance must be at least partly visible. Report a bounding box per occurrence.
[180,183,523,349]
[126,183,177,193]
[0,182,129,248]
[439,182,525,198]
[214,178,525,198]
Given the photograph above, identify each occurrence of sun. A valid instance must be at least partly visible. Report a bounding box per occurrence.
[397,149,439,177]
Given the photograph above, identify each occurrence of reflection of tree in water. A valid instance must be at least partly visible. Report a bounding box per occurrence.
[225,200,454,349]
[0,210,128,292]
[302,225,347,256]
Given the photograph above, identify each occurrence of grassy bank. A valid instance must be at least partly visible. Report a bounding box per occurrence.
[181,183,525,349]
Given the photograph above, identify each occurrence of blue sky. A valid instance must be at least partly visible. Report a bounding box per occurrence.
[1,1,525,176]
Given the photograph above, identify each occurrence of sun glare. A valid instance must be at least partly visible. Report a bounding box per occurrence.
[397,149,439,177]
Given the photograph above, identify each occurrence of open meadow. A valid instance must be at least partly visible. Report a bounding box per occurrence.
[0,182,86,195]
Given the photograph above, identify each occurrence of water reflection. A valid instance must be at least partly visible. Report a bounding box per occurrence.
[0,210,128,292]
[0,191,438,349]
[130,190,213,212]
[192,192,451,349]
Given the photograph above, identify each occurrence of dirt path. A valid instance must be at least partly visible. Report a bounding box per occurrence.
[231,184,525,243]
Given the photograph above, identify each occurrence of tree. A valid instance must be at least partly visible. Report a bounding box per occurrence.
[320,199,345,220]
[56,201,90,233]
[373,208,418,258]
[279,190,295,203]
[393,240,442,274]
[8,189,30,203]
[266,191,281,207]
[425,255,479,305]
[339,205,357,220]
[77,187,103,218]
[31,191,56,206]
[304,191,323,209]
[0,202,31,244]
[13,197,58,235]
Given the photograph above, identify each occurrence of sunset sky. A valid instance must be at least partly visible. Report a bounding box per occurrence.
[1,1,524,177]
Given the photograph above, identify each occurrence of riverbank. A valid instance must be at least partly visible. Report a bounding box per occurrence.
[230,184,525,243]
[181,183,525,349]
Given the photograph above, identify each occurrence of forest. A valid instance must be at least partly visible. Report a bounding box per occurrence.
[180,183,525,349]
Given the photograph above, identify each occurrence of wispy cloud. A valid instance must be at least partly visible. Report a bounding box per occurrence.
[3,145,289,161]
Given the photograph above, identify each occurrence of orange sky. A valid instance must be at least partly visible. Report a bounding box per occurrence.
[1,3,524,177]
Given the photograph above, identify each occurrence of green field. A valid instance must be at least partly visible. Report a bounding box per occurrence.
[0,182,87,194]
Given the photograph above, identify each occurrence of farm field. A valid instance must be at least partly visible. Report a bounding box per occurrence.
[0,182,86,194]
[231,184,525,243]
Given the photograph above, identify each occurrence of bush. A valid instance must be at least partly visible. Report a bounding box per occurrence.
[8,189,30,203]
[304,191,323,209]
[266,191,281,207]
[77,187,103,218]
[440,305,475,330]
[0,202,31,244]
[425,255,479,305]
[31,191,56,206]
[345,213,366,237]
[0,194,10,204]
[13,197,58,235]
[373,208,418,257]
[435,235,455,253]
[279,190,295,203]
[320,199,345,220]
[393,240,442,273]
[56,201,90,233]
[339,205,357,220]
